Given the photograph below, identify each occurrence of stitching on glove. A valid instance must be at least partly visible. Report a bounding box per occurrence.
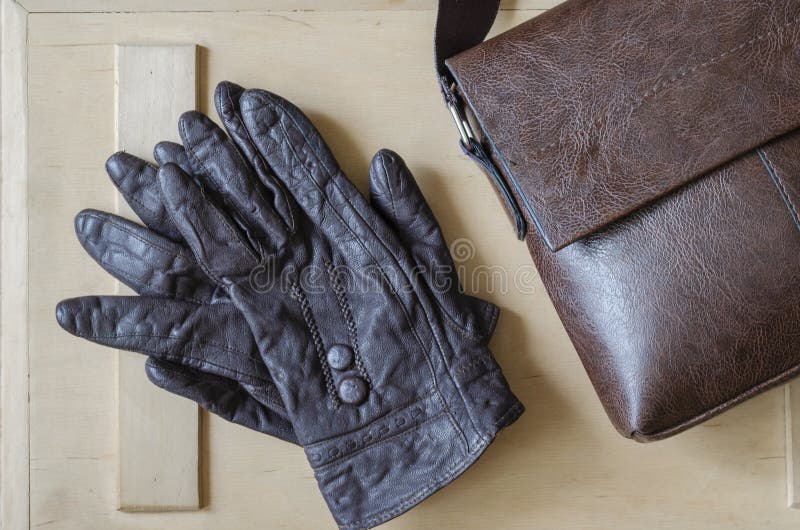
[453,356,491,377]
[290,280,340,408]
[178,121,262,262]
[339,399,523,530]
[305,391,436,445]
[94,258,206,306]
[338,437,488,530]
[220,86,296,234]
[180,116,292,240]
[312,410,447,473]
[325,259,372,389]
[152,361,285,411]
[69,329,269,384]
[375,146,489,343]
[270,98,466,439]
[376,153,400,222]
[272,95,455,395]
[117,160,164,219]
[87,212,193,264]
[441,310,489,341]
[494,400,524,427]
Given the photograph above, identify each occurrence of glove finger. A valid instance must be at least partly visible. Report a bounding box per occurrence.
[214,81,297,232]
[75,209,217,303]
[145,358,298,444]
[158,162,259,280]
[56,295,270,386]
[153,140,192,173]
[240,89,440,310]
[369,150,499,339]
[178,111,290,250]
[105,152,183,241]
[369,149,450,269]
[239,90,400,258]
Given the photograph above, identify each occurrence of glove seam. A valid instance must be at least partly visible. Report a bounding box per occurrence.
[337,440,488,530]
[374,152,490,343]
[149,360,285,412]
[180,115,292,244]
[325,259,372,389]
[66,329,271,386]
[268,96,471,447]
[177,118,265,263]
[377,153,400,222]
[159,176,228,287]
[82,213,208,303]
[440,310,490,342]
[218,85,297,235]
[494,399,524,427]
[311,409,448,472]
[290,280,341,407]
[84,212,192,262]
[337,399,523,530]
[97,259,206,305]
[304,391,436,447]
[107,157,166,223]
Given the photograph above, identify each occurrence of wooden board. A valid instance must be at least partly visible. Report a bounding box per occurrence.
[0,1,30,528]
[787,382,800,507]
[16,0,560,12]
[114,44,200,512]
[10,4,800,529]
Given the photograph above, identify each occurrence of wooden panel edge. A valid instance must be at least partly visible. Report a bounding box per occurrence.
[114,44,200,512]
[787,382,800,508]
[0,1,30,529]
[16,0,557,13]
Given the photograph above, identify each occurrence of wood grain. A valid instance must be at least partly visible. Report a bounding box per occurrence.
[17,0,560,13]
[0,1,30,528]
[114,44,200,512]
[19,5,800,529]
[787,383,800,507]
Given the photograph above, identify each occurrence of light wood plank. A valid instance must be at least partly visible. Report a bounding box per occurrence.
[0,1,30,529]
[23,8,800,529]
[787,382,800,507]
[114,44,200,512]
[18,0,559,13]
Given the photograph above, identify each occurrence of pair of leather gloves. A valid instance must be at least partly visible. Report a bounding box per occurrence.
[56,81,522,530]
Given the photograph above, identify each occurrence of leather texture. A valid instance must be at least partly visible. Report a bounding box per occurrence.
[57,150,298,442]
[57,81,522,529]
[440,0,800,440]
[446,0,800,251]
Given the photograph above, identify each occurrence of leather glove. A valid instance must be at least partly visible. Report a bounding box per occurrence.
[155,82,523,529]
[56,147,297,442]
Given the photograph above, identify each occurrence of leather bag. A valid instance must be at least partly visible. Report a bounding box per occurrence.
[435,0,800,441]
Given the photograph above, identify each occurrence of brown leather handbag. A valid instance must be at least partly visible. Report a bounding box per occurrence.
[435,0,800,441]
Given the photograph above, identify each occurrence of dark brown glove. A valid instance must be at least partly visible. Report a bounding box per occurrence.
[153,82,523,529]
[56,148,298,442]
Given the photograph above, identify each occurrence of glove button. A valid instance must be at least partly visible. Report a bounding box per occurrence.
[327,344,354,371]
[339,377,368,405]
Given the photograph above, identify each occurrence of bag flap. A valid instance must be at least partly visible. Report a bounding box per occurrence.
[446,0,800,251]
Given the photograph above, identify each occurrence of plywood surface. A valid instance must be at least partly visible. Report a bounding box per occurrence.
[114,44,200,512]
[17,0,560,13]
[20,5,800,530]
[1,1,30,529]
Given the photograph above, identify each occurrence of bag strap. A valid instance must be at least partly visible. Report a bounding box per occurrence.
[434,1,527,240]
[434,0,501,81]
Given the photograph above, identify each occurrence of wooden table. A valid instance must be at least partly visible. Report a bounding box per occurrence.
[2,1,799,528]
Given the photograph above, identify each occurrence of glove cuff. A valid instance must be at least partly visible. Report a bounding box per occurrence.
[307,389,523,530]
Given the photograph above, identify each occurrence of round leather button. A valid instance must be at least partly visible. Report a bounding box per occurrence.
[338,377,368,405]
[326,344,354,371]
